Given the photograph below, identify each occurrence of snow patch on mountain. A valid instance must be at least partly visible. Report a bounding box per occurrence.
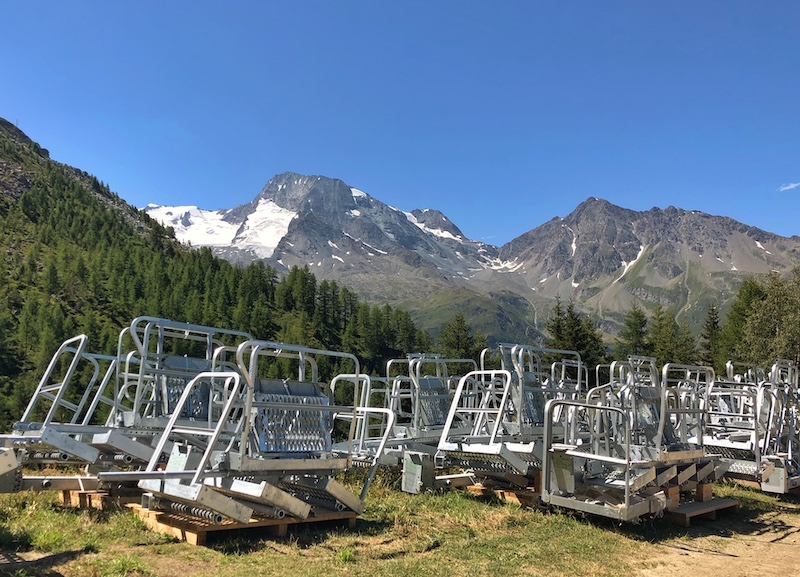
[146,198,296,258]
[145,205,238,247]
[487,257,524,272]
[404,211,462,241]
[755,240,772,255]
[232,199,297,258]
[615,245,645,282]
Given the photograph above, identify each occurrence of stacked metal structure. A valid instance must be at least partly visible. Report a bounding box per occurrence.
[3,319,799,527]
[703,360,800,493]
[540,356,726,521]
[0,317,393,524]
[330,354,477,492]
[435,344,585,489]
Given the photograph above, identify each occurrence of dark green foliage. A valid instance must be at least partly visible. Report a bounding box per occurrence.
[545,297,607,387]
[614,303,649,359]
[707,268,800,370]
[717,276,764,364]
[644,304,697,368]
[698,304,721,370]
[739,270,800,366]
[434,311,488,374]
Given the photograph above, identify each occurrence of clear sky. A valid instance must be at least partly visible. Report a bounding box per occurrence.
[2,1,798,245]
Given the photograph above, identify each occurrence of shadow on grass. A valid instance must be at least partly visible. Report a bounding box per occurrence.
[207,514,395,554]
[0,548,88,577]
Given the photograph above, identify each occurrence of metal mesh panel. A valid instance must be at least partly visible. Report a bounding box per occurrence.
[417,377,452,427]
[253,379,332,455]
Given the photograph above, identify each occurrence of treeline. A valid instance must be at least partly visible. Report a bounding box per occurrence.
[547,271,800,384]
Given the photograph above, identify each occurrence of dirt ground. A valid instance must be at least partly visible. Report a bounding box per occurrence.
[634,500,800,577]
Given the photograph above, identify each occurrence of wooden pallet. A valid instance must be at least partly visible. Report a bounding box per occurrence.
[663,497,739,527]
[126,504,358,546]
[467,484,540,507]
[469,480,740,527]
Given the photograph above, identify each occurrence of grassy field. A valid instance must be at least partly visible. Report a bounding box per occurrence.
[0,472,796,577]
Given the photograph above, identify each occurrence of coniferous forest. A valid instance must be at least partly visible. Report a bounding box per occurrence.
[3,117,800,433]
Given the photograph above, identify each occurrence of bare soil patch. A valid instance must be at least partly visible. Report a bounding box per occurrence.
[634,499,800,577]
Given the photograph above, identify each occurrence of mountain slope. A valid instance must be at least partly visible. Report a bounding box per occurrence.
[503,197,800,331]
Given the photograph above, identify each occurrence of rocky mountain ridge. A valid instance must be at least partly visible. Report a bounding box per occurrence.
[146,172,800,341]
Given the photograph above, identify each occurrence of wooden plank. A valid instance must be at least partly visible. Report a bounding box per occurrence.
[676,464,696,485]
[655,465,677,487]
[694,460,715,483]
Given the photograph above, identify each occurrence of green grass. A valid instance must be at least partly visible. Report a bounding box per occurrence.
[0,474,793,577]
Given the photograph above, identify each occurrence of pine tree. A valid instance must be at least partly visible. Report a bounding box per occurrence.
[546,297,566,348]
[645,305,696,367]
[545,298,607,387]
[741,269,800,366]
[673,319,697,365]
[436,312,486,361]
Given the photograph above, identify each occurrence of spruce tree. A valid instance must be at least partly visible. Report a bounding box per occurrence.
[741,269,800,366]
[673,319,697,365]
[646,304,675,368]
[718,276,764,363]
[436,312,487,377]
[698,304,721,370]
[615,303,649,359]
[545,298,607,387]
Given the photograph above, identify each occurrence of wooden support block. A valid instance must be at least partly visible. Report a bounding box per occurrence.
[58,489,143,511]
[503,473,531,488]
[665,485,680,510]
[695,482,713,502]
[84,492,102,509]
[467,484,539,507]
[71,490,85,507]
[268,524,288,538]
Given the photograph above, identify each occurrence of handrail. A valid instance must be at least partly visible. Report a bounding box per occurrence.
[542,399,633,507]
[21,334,89,426]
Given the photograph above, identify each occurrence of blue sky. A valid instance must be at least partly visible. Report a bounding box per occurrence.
[2,1,798,245]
